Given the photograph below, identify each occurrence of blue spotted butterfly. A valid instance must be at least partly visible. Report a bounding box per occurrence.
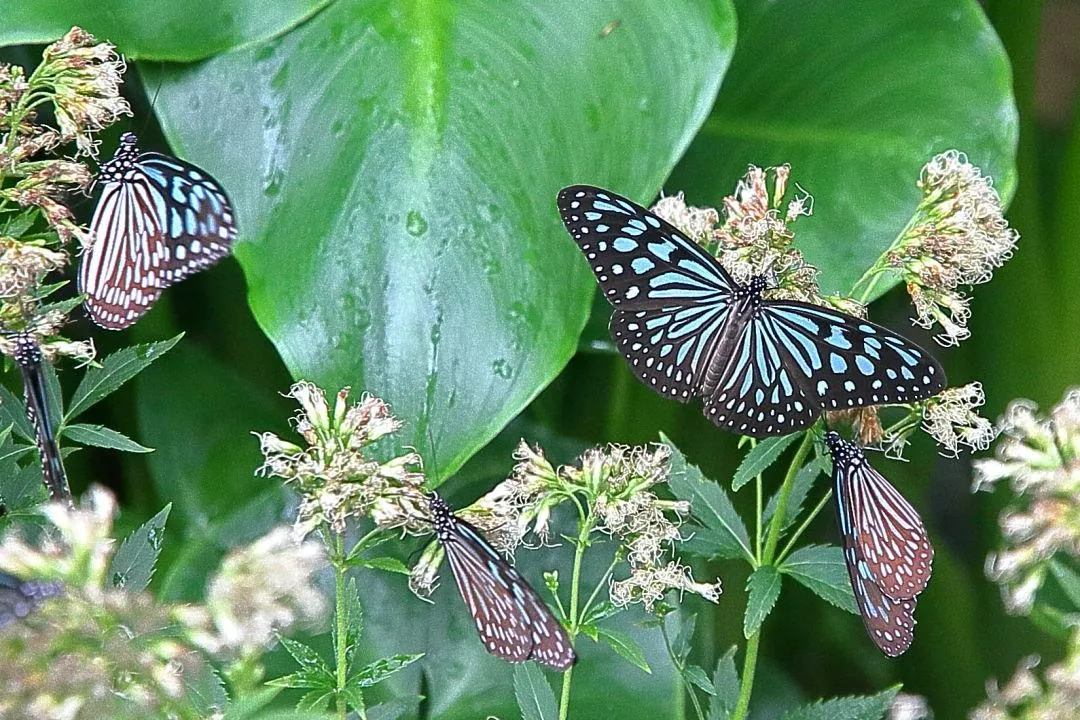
[0,571,62,630]
[557,185,946,437]
[80,132,237,329]
[9,333,69,503]
[826,431,933,656]
[427,493,575,670]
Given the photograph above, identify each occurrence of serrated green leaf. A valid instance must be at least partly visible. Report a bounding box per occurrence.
[266,669,334,691]
[1050,558,1080,611]
[342,685,366,716]
[342,578,363,669]
[0,462,48,512]
[278,636,332,675]
[780,686,900,720]
[297,689,335,711]
[781,545,857,615]
[733,435,800,492]
[182,662,228,717]
[109,504,171,591]
[744,566,782,638]
[351,653,424,689]
[221,688,281,719]
[578,623,600,642]
[672,613,697,662]
[597,627,651,673]
[344,532,396,563]
[66,335,182,421]
[0,382,34,442]
[580,600,619,626]
[514,663,558,720]
[63,423,153,453]
[684,664,715,695]
[763,456,826,532]
[349,556,410,575]
[663,433,752,562]
[709,646,740,720]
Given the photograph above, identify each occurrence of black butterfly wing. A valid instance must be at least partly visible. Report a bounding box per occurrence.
[442,518,576,670]
[12,334,69,502]
[0,571,62,629]
[700,317,820,436]
[762,302,946,411]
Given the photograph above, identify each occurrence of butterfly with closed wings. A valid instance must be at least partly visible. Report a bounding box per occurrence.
[557,186,946,438]
[825,431,933,656]
[80,132,237,329]
[427,492,576,670]
[7,332,70,503]
[0,571,62,630]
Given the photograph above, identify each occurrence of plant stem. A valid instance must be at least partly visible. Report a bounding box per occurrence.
[558,513,594,720]
[731,433,813,720]
[776,490,833,563]
[332,532,357,720]
[660,620,706,720]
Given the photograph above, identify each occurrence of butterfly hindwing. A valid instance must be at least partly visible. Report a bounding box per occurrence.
[841,547,917,657]
[80,133,237,330]
[0,571,62,629]
[763,302,946,410]
[429,494,575,670]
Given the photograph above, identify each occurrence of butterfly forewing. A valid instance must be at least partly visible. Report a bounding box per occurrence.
[429,494,575,670]
[11,334,69,502]
[557,185,736,309]
[81,133,237,330]
[829,433,933,599]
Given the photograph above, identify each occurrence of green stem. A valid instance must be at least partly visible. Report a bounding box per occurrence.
[661,621,706,720]
[776,490,833,564]
[558,512,594,720]
[731,433,813,720]
[332,533,357,720]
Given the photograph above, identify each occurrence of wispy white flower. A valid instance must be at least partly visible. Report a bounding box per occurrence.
[922,382,997,457]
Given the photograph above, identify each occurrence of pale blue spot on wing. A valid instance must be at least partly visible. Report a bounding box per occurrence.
[613,238,637,252]
[632,257,655,274]
[648,239,677,261]
[855,356,875,375]
[829,353,847,373]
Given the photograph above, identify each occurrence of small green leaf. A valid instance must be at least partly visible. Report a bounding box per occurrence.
[297,689,335,711]
[221,688,281,719]
[597,627,652,673]
[348,556,410,575]
[278,636,332,675]
[266,670,333,691]
[66,335,182,420]
[663,433,752,561]
[684,664,715,695]
[63,423,153,453]
[580,600,619,626]
[341,685,366,716]
[351,653,424,689]
[514,663,558,720]
[344,532,396,563]
[0,383,34,441]
[0,462,47,511]
[1050,558,1080,611]
[743,566,782,638]
[672,613,697,662]
[709,646,740,720]
[342,578,363,669]
[781,545,857,615]
[109,504,171,591]
[780,686,900,720]
[763,456,826,531]
[733,435,800,492]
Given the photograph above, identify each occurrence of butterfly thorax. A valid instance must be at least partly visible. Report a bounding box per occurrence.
[427,493,456,541]
[98,133,141,184]
[12,333,41,370]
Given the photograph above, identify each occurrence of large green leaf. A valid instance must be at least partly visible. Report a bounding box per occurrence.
[669,0,1018,296]
[148,0,735,480]
[0,1,331,62]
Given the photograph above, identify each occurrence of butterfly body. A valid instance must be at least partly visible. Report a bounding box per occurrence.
[11,333,69,503]
[0,571,62,629]
[81,133,237,329]
[427,493,575,670]
[826,431,933,656]
[558,185,946,437]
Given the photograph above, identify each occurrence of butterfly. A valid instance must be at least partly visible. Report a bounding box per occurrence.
[427,492,576,670]
[0,571,62,630]
[557,185,947,437]
[9,333,69,503]
[80,132,237,330]
[825,430,933,656]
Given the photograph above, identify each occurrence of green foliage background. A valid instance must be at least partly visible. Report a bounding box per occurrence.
[1,0,1074,717]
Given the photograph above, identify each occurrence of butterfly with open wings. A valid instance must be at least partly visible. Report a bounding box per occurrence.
[557,185,946,437]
